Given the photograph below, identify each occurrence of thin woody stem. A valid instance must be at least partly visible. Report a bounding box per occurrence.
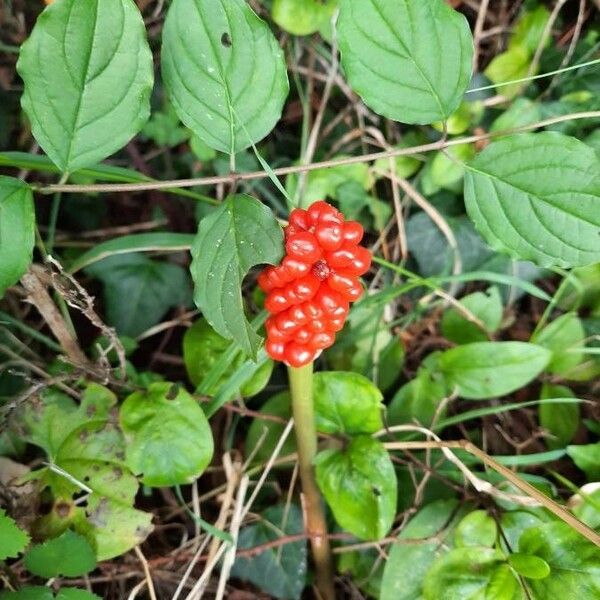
[34,111,600,195]
[288,363,335,600]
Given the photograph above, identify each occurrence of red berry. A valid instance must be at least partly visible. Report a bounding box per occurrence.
[259,200,371,368]
[286,232,322,263]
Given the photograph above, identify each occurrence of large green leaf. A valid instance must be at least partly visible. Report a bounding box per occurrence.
[120,382,214,487]
[86,253,192,338]
[336,0,473,124]
[0,177,35,298]
[380,500,466,600]
[567,442,600,480]
[532,313,586,376]
[439,342,551,400]
[422,547,514,600]
[230,504,307,600]
[183,318,273,396]
[17,0,153,172]
[190,195,284,357]
[0,508,30,560]
[315,436,396,540]
[464,132,600,268]
[19,385,153,560]
[162,0,289,153]
[23,530,96,578]
[519,522,600,597]
[313,371,384,435]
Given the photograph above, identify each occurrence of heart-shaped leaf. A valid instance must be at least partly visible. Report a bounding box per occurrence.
[120,382,214,487]
[464,132,600,268]
[0,177,34,298]
[190,195,284,357]
[17,0,153,173]
[337,0,473,124]
[162,0,289,153]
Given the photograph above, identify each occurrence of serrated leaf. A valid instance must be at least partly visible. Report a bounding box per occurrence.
[86,253,192,338]
[190,195,284,357]
[464,132,600,268]
[0,177,35,298]
[17,0,153,172]
[315,436,396,540]
[120,382,214,487]
[439,342,551,400]
[162,0,289,154]
[0,508,30,560]
[337,0,473,124]
[23,530,96,578]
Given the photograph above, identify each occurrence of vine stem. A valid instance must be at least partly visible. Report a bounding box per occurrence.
[288,363,335,600]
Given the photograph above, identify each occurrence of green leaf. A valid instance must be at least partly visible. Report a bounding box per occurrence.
[86,253,192,338]
[0,588,53,600]
[315,436,396,540]
[17,0,153,172]
[71,233,194,273]
[244,391,296,466]
[183,318,273,396]
[387,366,448,428]
[567,442,600,480]
[313,372,383,435]
[373,131,426,180]
[0,177,35,298]
[190,195,284,357]
[539,383,579,449]
[380,500,466,600]
[441,287,503,344]
[519,522,600,597]
[337,0,473,124]
[0,508,30,560]
[464,132,600,268]
[162,0,289,154]
[490,98,541,134]
[439,342,551,400]
[509,6,551,55]
[532,313,586,376]
[485,564,522,600]
[454,510,497,548]
[142,102,190,147]
[422,547,507,600]
[272,0,336,36]
[23,530,96,578]
[0,589,100,600]
[484,45,531,98]
[499,511,548,553]
[423,143,476,194]
[20,384,153,560]
[230,504,307,600]
[120,382,214,487]
[508,553,550,579]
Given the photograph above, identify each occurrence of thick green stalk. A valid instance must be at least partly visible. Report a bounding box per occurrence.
[288,363,335,600]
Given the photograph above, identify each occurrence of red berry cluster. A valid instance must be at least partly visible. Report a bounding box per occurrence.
[258,200,371,368]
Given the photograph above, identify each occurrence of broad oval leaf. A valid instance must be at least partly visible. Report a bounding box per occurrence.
[519,522,600,597]
[508,553,550,580]
[17,0,153,172]
[464,132,600,268]
[190,195,284,357]
[120,382,214,487]
[0,177,34,298]
[454,510,497,548]
[315,436,397,540]
[313,371,384,435]
[337,0,473,124]
[381,500,466,600]
[230,504,307,600]
[162,0,289,153]
[439,342,551,400]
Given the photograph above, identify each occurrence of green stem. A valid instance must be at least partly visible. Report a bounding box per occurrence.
[288,363,335,600]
